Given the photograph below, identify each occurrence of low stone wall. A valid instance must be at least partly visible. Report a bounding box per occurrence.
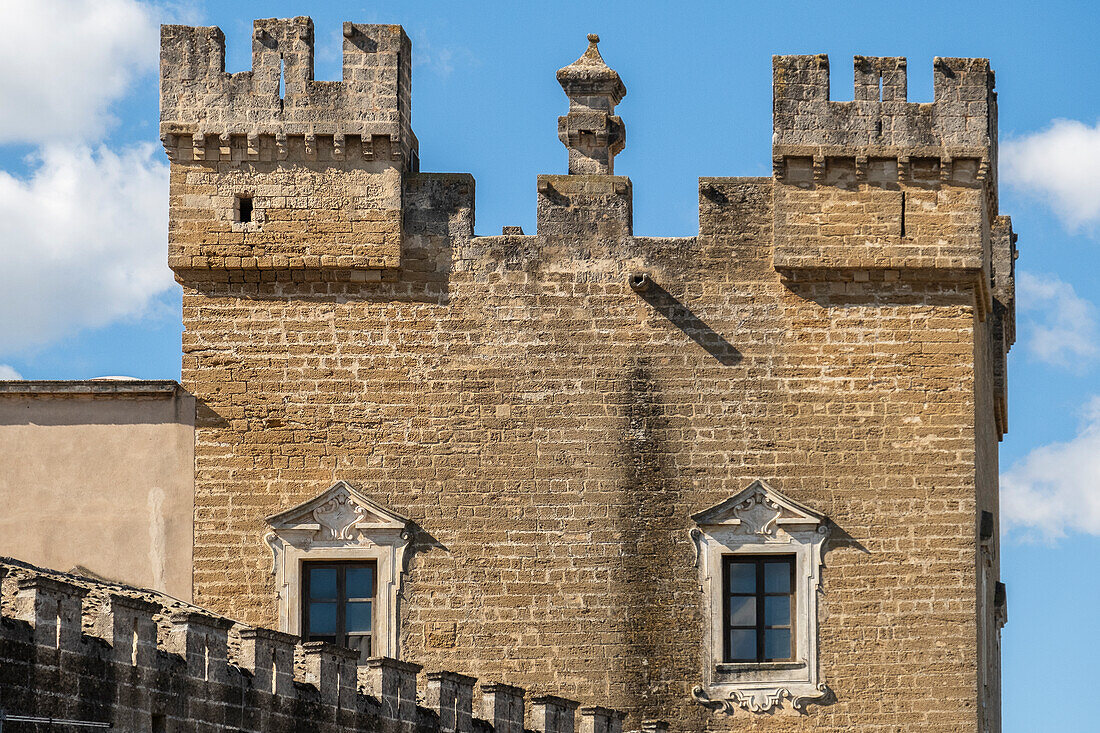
[0,561,644,732]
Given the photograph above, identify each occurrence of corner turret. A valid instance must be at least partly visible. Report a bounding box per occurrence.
[770,54,1002,331]
[160,18,419,278]
[556,34,626,175]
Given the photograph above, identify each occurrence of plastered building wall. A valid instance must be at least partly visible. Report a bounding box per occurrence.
[0,382,195,600]
[163,19,1015,732]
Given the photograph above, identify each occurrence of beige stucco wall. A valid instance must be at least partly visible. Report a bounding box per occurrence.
[0,381,194,600]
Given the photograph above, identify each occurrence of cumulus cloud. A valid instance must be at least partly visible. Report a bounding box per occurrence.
[1003,119,1100,231]
[0,143,174,353]
[1002,397,1100,539]
[1015,271,1099,369]
[0,0,161,144]
[0,365,23,380]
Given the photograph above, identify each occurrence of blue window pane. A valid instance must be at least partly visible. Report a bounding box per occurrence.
[728,629,756,661]
[347,634,372,662]
[309,602,337,635]
[727,562,755,594]
[764,562,791,593]
[309,567,337,599]
[764,629,791,660]
[728,596,756,626]
[346,601,372,633]
[347,567,374,599]
[765,596,791,626]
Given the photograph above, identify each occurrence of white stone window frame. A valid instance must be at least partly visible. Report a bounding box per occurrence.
[264,481,410,660]
[690,480,830,714]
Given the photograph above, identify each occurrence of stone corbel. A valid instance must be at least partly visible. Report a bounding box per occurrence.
[692,682,831,715]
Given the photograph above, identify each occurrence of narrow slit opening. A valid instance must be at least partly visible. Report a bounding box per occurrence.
[279,55,286,100]
[900,191,906,238]
[238,195,253,223]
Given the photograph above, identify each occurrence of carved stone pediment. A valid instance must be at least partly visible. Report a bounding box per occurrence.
[264,480,411,660]
[690,480,831,715]
[266,480,409,546]
[691,479,825,538]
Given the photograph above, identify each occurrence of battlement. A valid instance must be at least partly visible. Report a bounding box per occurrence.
[0,559,644,731]
[773,55,996,165]
[160,17,417,168]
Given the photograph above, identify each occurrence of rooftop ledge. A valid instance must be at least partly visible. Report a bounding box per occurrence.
[0,379,182,398]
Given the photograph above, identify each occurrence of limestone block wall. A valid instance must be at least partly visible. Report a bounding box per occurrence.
[166,138,404,273]
[164,20,1014,732]
[0,561,631,732]
[180,174,993,731]
[162,19,414,276]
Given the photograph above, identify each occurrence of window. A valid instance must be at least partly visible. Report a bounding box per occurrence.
[690,480,830,714]
[265,480,411,661]
[723,556,795,663]
[302,561,376,662]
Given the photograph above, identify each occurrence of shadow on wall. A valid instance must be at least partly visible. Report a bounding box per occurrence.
[635,280,743,366]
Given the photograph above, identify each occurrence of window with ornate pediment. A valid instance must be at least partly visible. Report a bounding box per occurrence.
[264,481,410,661]
[690,480,831,715]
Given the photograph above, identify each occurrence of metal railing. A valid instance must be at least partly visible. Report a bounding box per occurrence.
[0,710,112,729]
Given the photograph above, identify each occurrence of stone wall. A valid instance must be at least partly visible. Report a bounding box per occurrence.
[164,19,1014,732]
[0,382,195,600]
[0,560,631,732]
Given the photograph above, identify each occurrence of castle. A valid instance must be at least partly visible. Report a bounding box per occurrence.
[0,16,1015,732]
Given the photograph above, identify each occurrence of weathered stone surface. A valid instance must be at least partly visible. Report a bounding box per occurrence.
[0,559,610,731]
[161,19,1013,733]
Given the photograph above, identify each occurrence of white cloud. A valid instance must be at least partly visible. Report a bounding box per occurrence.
[1015,271,1099,369]
[1002,397,1100,539]
[0,143,175,353]
[0,365,23,380]
[0,0,162,144]
[1003,119,1100,231]
[412,31,477,78]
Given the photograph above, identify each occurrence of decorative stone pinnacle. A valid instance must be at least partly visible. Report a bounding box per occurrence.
[556,34,627,175]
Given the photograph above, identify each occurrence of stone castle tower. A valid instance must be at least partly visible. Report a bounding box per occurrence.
[161,17,1014,731]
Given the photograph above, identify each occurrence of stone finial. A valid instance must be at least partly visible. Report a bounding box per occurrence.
[556,34,627,175]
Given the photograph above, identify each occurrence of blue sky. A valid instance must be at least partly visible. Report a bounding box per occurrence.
[1,1,1098,727]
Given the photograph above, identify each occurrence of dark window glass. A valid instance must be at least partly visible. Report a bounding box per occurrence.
[722,555,795,663]
[302,561,375,662]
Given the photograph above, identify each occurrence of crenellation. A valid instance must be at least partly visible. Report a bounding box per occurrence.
[149,17,1017,733]
[426,670,478,732]
[533,694,581,733]
[167,610,234,683]
[854,56,907,102]
[579,706,625,733]
[93,593,160,667]
[481,682,527,733]
[773,54,995,163]
[14,575,88,651]
[0,560,631,731]
[365,655,423,724]
[302,640,359,709]
[238,626,299,696]
[161,19,416,165]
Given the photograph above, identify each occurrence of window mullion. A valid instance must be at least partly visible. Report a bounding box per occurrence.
[302,567,310,640]
[756,558,766,662]
[337,564,346,646]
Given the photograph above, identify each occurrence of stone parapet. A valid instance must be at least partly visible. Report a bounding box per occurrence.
[0,559,629,732]
[160,18,417,168]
